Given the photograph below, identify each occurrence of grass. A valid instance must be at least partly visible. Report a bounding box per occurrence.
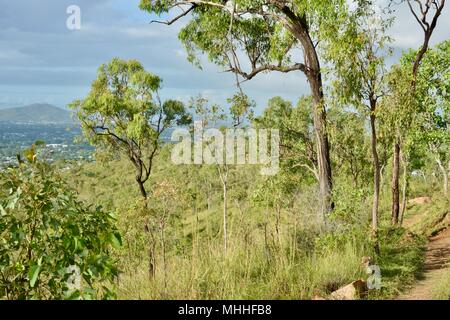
[371,193,449,299]
[409,196,450,237]
[62,158,447,300]
[115,234,368,299]
[433,267,450,300]
[370,227,426,299]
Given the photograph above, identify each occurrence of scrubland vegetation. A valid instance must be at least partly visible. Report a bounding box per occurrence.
[1,0,449,300]
[57,142,445,299]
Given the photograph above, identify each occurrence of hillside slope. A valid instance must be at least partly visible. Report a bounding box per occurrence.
[0,104,73,123]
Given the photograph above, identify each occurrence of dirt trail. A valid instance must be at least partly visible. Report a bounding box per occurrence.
[398,213,450,300]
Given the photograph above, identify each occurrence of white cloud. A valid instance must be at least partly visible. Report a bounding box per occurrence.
[0,0,448,111]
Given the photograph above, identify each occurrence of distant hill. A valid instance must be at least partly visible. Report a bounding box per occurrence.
[0,104,73,124]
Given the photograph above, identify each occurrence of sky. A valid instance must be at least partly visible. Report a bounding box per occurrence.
[0,0,448,113]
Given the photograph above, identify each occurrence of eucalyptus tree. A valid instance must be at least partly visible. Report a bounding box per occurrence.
[380,64,415,224]
[70,58,192,200]
[389,0,446,224]
[139,0,366,215]
[381,41,449,224]
[402,0,447,84]
[254,96,318,244]
[325,2,392,244]
[327,109,371,189]
[254,96,317,184]
[190,93,254,255]
[411,41,449,195]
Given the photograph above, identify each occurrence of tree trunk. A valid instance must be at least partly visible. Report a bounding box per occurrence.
[264,204,270,258]
[391,139,400,225]
[147,229,154,281]
[137,178,147,199]
[380,165,386,188]
[280,7,333,218]
[148,235,156,279]
[276,204,281,247]
[223,181,228,256]
[447,163,450,195]
[399,156,409,226]
[369,110,380,245]
[160,220,167,292]
[309,70,333,219]
[436,158,449,195]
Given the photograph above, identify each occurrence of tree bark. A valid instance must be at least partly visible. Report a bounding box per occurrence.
[391,139,400,225]
[147,229,156,279]
[160,220,167,291]
[223,180,228,256]
[447,161,450,195]
[369,109,380,240]
[137,178,148,199]
[305,47,333,219]
[148,250,155,279]
[395,0,446,226]
[436,158,449,195]
[280,6,333,218]
[276,204,281,247]
[399,156,409,226]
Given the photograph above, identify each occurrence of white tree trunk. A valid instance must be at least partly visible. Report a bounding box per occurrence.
[436,158,448,195]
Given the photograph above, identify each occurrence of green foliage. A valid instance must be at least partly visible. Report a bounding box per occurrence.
[330,182,370,227]
[70,58,191,150]
[254,96,317,183]
[227,92,255,126]
[411,41,449,167]
[328,110,372,188]
[433,267,450,300]
[407,196,450,237]
[2,0,449,301]
[325,1,393,108]
[0,150,119,300]
[379,63,416,139]
[140,0,361,81]
[372,227,425,299]
[70,58,192,197]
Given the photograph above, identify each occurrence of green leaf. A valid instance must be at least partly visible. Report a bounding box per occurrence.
[0,204,6,216]
[108,232,122,249]
[34,140,45,147]
[6,190,20,210]
[29,264,41,288]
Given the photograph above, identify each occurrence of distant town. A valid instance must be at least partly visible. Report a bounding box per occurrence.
[0,122,93,167]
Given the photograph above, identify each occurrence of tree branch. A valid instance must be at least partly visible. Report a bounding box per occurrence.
[227,63,308,80]
[150,5,196,25]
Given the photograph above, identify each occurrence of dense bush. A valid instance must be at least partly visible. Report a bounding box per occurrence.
[0,154,120,300]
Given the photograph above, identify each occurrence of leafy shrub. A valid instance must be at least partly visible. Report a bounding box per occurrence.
[0,154,120,300]
[331,182,371,227]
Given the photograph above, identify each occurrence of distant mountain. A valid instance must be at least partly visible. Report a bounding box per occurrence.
[0,104,73,124]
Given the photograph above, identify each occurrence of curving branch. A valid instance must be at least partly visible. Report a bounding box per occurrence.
[406,0,446,83]
[226,63,308,81]
[150,5,196,25]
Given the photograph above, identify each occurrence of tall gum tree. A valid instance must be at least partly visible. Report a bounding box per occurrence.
[406,42,449,196]
[390,0,446,224]
[70,58,192,200]
[139,0,363,216]
[325,3,392,251]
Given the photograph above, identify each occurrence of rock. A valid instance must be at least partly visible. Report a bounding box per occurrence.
[312,295,327,300]
[330,280,368,300]
[408,197,431,205]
